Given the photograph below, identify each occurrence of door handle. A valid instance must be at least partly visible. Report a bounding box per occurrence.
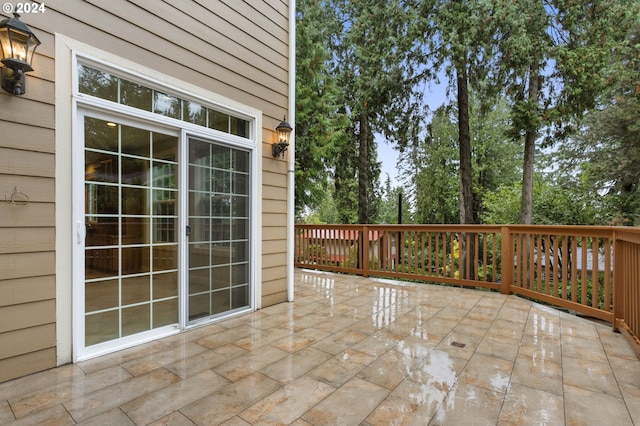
[77,220,86,244]
[186,225,192,236]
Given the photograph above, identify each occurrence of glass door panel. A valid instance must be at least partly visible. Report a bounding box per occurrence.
[188,139,250,322]
[84,117,179,346]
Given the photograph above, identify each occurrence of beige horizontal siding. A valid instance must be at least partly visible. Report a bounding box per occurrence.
[263,213,288,227]
[1,122,55,153]
[0,324,56,360]
[0,276,55,307]
[32,54,56,82]
[262,291,287,307]
[262,185,288,202]
[0,96,54,129]
[261,285,286,306]
[262,170,288,189]
[262,151,290,173]
[263,240,286,256]
[262,226,288,242]
[263,252,287,269]
[0,252,55,281]
[0,148,54,178]
[1,72,54,105]
[226,0,290,41]
[264,199,288,214]
[261,224,287,307]
[0,228,55,254]
[0,299,56,334]
[0,0,57,379]
[0,0,290,380]
[0,175,55,203]
[263,267,287,290]
[0,204,55,228]
[27,1,289,120]
[0,348,56,383]
[124,0,289,80]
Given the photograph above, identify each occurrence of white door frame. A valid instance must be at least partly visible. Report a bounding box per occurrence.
[56,35,262,363]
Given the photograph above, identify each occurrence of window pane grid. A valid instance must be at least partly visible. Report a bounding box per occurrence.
[188,140,250,322]
[79,64,251,138]
[85,117,179,346]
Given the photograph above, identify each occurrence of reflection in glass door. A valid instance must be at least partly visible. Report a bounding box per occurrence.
[83,116,179,346]
[188,139,250,322]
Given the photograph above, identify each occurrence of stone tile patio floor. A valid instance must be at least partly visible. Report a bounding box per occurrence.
[1,269,640,425]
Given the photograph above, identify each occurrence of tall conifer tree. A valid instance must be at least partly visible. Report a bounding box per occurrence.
[295,0,347,216]
[331,0,426,223]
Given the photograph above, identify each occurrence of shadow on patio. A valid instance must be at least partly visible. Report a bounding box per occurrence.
[1,269,639,425]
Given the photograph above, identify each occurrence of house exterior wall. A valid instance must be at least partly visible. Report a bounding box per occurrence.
[0,0,291,383]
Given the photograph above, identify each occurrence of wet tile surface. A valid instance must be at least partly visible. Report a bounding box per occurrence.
[1,269,639,425]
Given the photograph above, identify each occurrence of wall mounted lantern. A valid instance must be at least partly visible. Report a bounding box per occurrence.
[0,13,41,95]
[272,116,293,158]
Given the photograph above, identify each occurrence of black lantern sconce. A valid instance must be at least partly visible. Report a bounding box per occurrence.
[272,116,293,158]
[0,13,41,95]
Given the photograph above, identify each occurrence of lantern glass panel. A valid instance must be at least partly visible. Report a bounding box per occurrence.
[5,29,32,65]
[0,30,11,60]
[277,128,290,144]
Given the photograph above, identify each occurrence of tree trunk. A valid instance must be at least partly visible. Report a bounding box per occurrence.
[520,63,540,225]
[456,62,476,280]
[457,66,474,225]
[358,112,369,224]
[520,63,540,288]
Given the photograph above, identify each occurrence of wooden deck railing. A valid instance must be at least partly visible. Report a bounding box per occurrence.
[614,229,640,358]
[295,224,640,354]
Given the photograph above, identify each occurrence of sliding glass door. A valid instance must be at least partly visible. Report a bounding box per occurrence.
[187,138,251,323]
[83,116,180,346]
[80,114,253,354]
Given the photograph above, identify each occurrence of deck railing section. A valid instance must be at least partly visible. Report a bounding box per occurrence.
[294,225,365,275]
[363,225,502,292]
[509,226,615,322]
[295,224,640,352]
[614,230,640,357]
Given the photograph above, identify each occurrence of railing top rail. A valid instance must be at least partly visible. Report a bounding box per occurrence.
[612,229,640,244]
[361,224,504,232]
[296,224,504,231]
[295,223,640,237]
[295,224,369,229]
[505,224,631,236]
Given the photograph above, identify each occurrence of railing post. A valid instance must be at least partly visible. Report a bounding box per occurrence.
[612,230,622,331]
[500,226,512,295]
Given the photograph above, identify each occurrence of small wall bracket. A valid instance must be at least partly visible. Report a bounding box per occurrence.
[4,186,29,206]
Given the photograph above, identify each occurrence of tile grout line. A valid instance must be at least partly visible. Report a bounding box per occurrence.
[559,313,567,425]
[597,326,637,422]
[495,299,532,425]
